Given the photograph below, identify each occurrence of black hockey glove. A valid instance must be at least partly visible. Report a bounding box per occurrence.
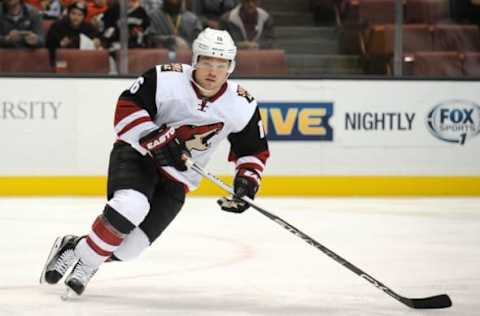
[140,127,190,171]
[217,169,259,213]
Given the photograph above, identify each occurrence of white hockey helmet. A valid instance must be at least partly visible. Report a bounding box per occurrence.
[192,28,237,74]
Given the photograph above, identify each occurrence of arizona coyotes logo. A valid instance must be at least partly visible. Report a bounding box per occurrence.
[176,122,224,151]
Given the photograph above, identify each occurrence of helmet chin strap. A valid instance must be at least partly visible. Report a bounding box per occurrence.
[190,67,229,96]
[190,76,216,95]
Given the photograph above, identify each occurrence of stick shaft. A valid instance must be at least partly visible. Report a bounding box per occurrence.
[187,161,401,296]
[186,159,451,309]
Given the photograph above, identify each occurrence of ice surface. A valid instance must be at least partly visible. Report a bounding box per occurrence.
[0,197,478,315]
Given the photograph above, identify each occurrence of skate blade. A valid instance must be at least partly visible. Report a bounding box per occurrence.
[61,288,80,301]
[39,236,62,284]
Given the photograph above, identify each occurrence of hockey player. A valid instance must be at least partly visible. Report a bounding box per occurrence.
[39,27,269,298]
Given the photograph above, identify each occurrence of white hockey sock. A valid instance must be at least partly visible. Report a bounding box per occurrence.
[113,227,150,261]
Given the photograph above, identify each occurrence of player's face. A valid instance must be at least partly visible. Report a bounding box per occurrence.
[195,56,230,93]
[69,9,85,28]
[128,0,139,9]
[241,0,257,14]
[4,0,21,8]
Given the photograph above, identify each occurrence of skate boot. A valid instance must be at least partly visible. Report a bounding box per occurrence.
[63,259,98,297]
[40,235,81,284]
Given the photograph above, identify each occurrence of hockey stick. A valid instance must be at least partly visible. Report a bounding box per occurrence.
[185,158,452,309]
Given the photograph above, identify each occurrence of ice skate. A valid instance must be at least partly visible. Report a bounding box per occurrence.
[40,235,81,284]
[64,259,98,296]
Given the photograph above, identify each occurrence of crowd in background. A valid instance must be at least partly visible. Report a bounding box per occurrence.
[0,0,274,72]
[2,0,480,76]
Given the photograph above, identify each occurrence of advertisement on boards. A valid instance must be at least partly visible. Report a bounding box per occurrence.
[331,81,480,148]
[258,102,334,141]
[0,79,76,175]
[1,78,479,177]
[425,99,480,145]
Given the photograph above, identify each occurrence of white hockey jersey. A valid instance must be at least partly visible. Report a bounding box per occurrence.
[113,63,269,191]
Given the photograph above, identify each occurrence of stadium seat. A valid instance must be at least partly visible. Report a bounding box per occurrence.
[127,49,287,76]
[0,48,52,73]
[432,24,480,51]
[363,24,432,56]
[175,49,193,64]
[235,49,288,75]
[463,52,480,76]
[405,0,450,24]
[408,51,463,76]
[127,49,193,75]
[128,49,170,75]
[56,49,110,74]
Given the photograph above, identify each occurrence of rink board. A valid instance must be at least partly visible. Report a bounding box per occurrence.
[0,175,479,196]
[0,77,479,196]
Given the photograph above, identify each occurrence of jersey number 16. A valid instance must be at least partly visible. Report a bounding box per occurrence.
[129,77,145,94]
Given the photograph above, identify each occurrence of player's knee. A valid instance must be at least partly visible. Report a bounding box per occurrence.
[105,189,150,230]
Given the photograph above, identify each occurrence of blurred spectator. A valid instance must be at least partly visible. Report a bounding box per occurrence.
[85,0,107,29]
[219,0,273,49]
[25,0,61,20]
[141,0,162,14]
[467,0,480,25]
[146,0,202,50]
[0,0,45,48]
[473,0,480,25]
[46,1,101,65]
[191,0,237,29]
[102,0,150,49]
[59,0,77,9]
[311,0,336,25]
[450,0,480,24]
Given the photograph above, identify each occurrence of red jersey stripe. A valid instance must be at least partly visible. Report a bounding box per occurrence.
[116,116,153,137]
[229,150,270,164]
[255,150,270,164]
[237,162,264,173]
[114,100,143,125]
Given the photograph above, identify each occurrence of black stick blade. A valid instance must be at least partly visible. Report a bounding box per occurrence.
[403,294,452,309]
